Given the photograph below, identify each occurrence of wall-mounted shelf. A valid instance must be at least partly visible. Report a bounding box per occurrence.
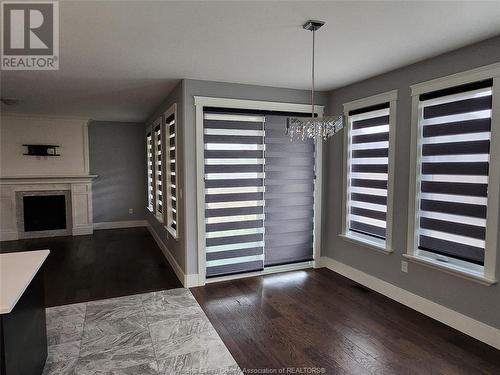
[23,144,60,156]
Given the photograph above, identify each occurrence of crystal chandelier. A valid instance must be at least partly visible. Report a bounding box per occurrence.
[287,20,344,141]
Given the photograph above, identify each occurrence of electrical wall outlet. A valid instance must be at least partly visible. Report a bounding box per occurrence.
[401,260,408,273]
[129,208,134,214]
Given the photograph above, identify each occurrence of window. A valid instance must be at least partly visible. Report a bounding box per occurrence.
[203,112,266,277]
[263,115,315,267]
[164,104,178,238]
[202,111,316,278]
[147,105,180,238]
[153,118,163,221]
[409,78,498,279]
[146,132,154,211]
[407,64,500,283]
[343,91,397,251]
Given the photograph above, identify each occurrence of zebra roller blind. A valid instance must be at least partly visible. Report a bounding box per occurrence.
[154,123,163,219]
[417,79,493,265]
[146,132,154,211]
[165,110,178,237]
[347,103,390,241]
[264,115,314,266]
[204,113,265,277]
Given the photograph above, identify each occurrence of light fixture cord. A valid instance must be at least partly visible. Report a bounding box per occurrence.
[311,28,315,118]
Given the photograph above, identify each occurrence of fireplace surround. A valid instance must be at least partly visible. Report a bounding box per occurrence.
[0,175,96,241]
[16,190,72,239]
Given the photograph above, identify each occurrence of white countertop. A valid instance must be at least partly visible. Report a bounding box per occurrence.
[0,250,50,314]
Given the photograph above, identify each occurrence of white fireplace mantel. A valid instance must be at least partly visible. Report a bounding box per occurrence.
[0,175,97,185]
[0,175,97,241]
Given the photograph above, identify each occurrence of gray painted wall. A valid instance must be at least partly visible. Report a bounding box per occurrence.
[89,121,147,223]
[323,35,500,329]
[181,79,327,275]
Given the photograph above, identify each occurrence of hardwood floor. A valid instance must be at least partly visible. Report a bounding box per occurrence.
[0,227,182,306]
[192,268,500,374]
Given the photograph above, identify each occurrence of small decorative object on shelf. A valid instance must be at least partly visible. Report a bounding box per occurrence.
[23,144,60,156]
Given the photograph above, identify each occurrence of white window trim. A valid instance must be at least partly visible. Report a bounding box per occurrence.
[152,116,163,223]
[410,62,500,97]
[341,89,398,254]
[146,129,154,213]
[194,96,324,286]
[164,103,179,240]
[407,63,500,285]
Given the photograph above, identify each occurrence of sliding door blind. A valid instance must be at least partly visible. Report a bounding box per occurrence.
[165,113,178,236]
[154,124,163,217]
[264,115,314,266]
[146,132,154,211]
[417,79,493,265]
[204,113,265,277]
[347,103,390,241]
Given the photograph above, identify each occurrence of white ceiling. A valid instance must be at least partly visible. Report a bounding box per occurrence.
[2,1,500,122]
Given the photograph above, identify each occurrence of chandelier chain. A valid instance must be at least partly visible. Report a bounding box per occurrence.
[286,20,344,142]
[312,28,315,118]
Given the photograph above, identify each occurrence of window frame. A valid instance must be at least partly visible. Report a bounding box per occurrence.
[146,131,154,212]
[406,63,500,285]
[164,103,179,240]
[153,116,163,223]
[341,90,398,253]
[193,96,324,285]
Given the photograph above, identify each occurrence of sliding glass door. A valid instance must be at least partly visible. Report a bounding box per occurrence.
[203,111,315,278]
[204,113,266,277]
[264,116,315,266]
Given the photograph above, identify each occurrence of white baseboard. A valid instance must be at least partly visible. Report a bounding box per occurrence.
[185,273,201,288]
[146,224,197,288]
[0,230,18,241]
[319,256,500,350]
[72,226,93,236]
[93,220,148,230]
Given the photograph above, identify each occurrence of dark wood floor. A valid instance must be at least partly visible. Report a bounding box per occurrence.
[192,268,500,374]
[0,227,182,306]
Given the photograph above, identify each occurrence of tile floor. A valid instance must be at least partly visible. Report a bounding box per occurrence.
[42,288,241,374]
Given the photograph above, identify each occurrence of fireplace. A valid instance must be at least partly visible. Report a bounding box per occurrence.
[16,191,72,238]
[24,195,66,231]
